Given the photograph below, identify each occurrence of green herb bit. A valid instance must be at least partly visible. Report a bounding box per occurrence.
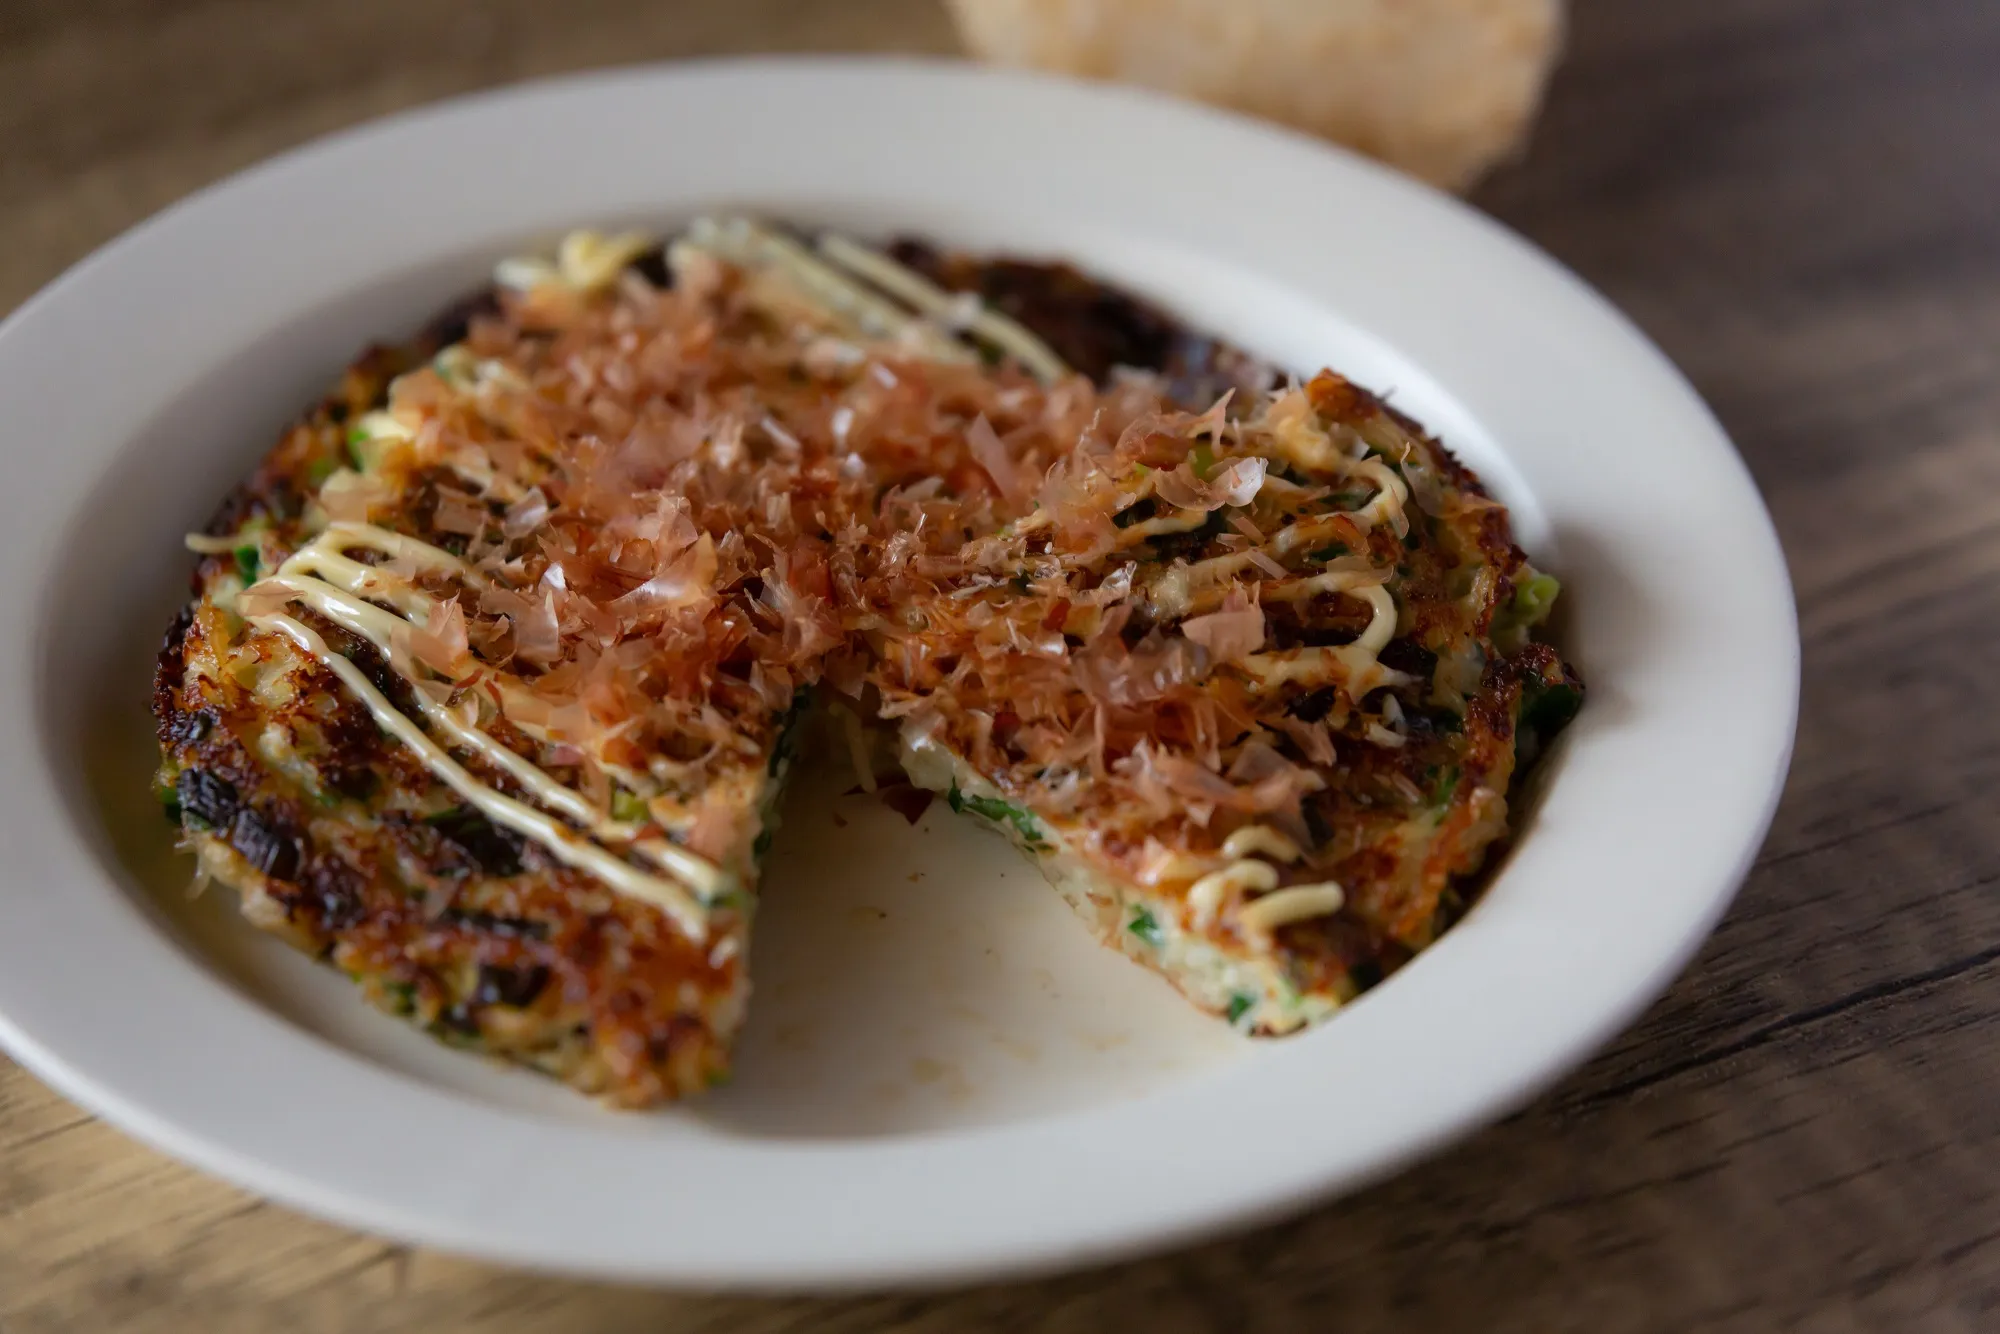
[154,779,182,823]
[611,788,648,824]
[768,709,805,776]
[1190,442,1216,480]
[1128,907,1164,948]
[947,785,1050,849]
[1511,571,1562,627]
[1519,679,1583,736]
[233,545,260,583]
[434,1022,483,1050]
[1307,543,1350,562]
[344,424,370,470]
[1225,993,1255,1025]
[1429,764,1461,814]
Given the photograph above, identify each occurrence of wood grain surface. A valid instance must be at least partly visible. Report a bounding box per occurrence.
[3,1,1997,1329]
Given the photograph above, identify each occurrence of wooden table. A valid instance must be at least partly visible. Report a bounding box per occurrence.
[4,1,1996,1328]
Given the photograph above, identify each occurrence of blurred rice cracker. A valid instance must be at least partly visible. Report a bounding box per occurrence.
[946,0,1566,191]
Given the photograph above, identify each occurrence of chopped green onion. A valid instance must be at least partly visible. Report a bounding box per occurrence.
[233,544,260,583]
[1519,679,1583,736]
[1128,907,1164,948]
[433,1021,483,1049]
[383,981,418,1016]
[947,785,1050,850]
[1307,543,1350,562]
[1429,764,1461,817]
[1510,572,1561,627]
[611,788,648,823]
[1190,442,1216,480]
[767,736,792,776]
[1225,993,1255,1024]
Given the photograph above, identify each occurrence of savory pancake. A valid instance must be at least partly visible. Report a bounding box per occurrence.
[155,218,1579,1102]
[155,232,819,1106]
[864,371,1580,1031]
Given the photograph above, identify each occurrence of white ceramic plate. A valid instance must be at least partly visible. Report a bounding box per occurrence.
[0,59,1797,1288]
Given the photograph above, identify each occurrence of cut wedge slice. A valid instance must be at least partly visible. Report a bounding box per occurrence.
[871,372,1581,1032]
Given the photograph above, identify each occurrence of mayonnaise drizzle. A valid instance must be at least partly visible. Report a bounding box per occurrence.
[1239,583,1404,696]
[815,233,1069,384]
[1219,825,1303,863]
[494,229,654,295]
[253,573,623,836]
[252,611,710,939]
[1186,859,1278,929]
[677,217,974,365]
[1236,883,1348,943]
[1187,828,1341,941]
[1167,826,1350,940]
[242,524,731,932]
[1258,566,1385,604]
[322,521,484,584]
[289,527,662,796]
[1348,458,1411,536]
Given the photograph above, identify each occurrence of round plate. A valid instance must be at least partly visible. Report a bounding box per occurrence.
[0,58,1797,1287]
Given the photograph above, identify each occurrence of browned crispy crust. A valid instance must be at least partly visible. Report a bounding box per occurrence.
[152,234,1580,1089]
[153,321,753,1106]
[149,244,1239,1102]
[870,366,1583,1016]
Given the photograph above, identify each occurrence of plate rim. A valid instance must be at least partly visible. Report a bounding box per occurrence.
[0,55,1799,1287]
